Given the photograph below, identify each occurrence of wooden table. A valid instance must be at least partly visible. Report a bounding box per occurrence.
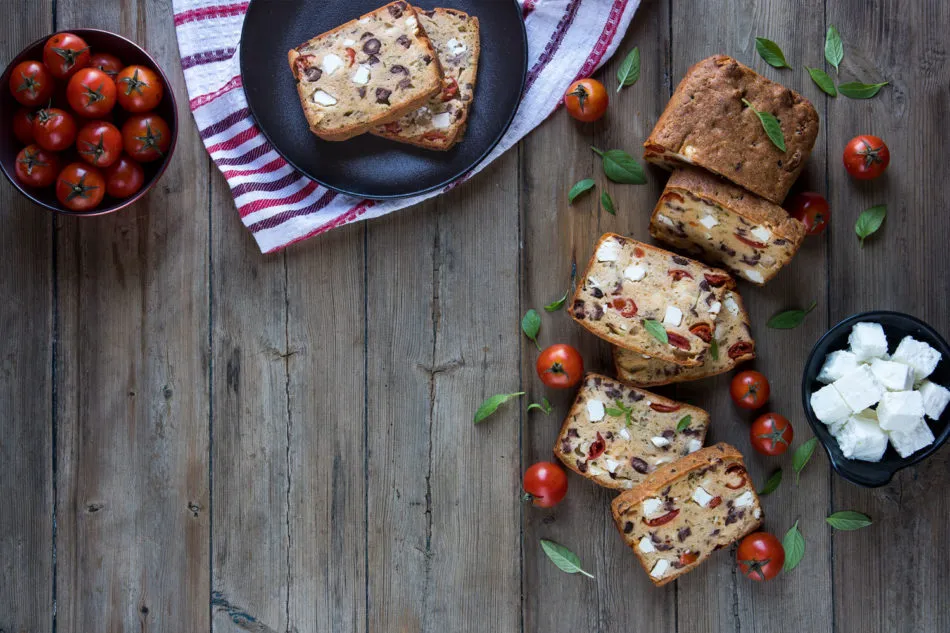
[3,0,948,631]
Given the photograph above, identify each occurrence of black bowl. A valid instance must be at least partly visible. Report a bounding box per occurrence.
[0,28,178,216]
[801,311,950,487]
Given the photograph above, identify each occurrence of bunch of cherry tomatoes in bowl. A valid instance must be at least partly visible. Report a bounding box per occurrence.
[1,29,177,215]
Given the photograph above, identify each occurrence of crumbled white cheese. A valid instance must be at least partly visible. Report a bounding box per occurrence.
[311,90,338,106]
[724,296,740,315]
[639,537,656,553]
[351,64,371,85]
[642,497,664,516]
[343,38,356,46]
[699,215,719,229]
[431,112,452,129]
[753,507,762,519]
[734,491,755,507]
[446,37,467,56]
[686,438,702,453]
[650,559,671,579]
[405,15,418,28]
[596,239,621,262]
[604,458,621,473]
[586,399,605,422]
[708,301,722,315]
[743,269,765,284]
[663,306,683,327]
[618,428,631,440]
[321,53,344,76]
[681,145,698,161]
[657,214,675,227]
[623,264,646,282]
[650,436,671,448]
[691,486,714,507]
[750,226,773,242]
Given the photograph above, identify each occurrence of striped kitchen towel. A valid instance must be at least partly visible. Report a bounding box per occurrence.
[173,0,641,253]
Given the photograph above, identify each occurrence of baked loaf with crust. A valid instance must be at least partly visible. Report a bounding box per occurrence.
[650,167,806,285]
[288,1,444,141]
[611,443,763,586]
[568,234,735,367]
[644,55,819,204]
[614,288,755,387]
[554,373,709,490]
[372,8,480,150]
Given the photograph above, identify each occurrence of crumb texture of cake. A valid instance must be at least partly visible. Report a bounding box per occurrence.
[644,55,819,203]
[614,288,755,387]
[650,167,806,285]
[372,8,480,150]
[287,1,444,141]
[554,373,709,490]
[611,443,763,586]
[569,233,735,367]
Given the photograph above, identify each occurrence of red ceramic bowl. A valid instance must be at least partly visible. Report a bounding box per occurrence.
[0,28,178,216]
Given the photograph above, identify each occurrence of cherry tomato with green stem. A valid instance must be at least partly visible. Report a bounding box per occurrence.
[42,32,91,79]
[729,370,770,410]
[33,106,77,152]
[76,121,123,168]
[843,135,890,180]
[786,192,830,236]
[536,343,584,389]
[67,68,117,118]
[89,52,123,79]
[564,78,608,122]
[737,532,785,582]
[115,65,164,112]
[522,462,568,508]
[55,162,105,212]
[121,113,171,162]
[14,144,60,188]
[750,412,794,456]
[9,60,55,106]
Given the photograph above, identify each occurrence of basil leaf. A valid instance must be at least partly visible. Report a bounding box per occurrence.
[755,37,791,69]
[839,81,888,99]
[758,469,782,496]
[545,290,569,312]
[825,25,844,71]
[782,521,805,572]
[591,147,647,185]
[676,415,691,433]
[709,337,719,361]
[604,407,624,417]
[805,66,837,97]
[527,397,553,415]
[568,178,596,203]
[601,189,616,215]
[616,47,640,92]
[643,319,668,344]
[741,99,786,152]
[521,309,542,350]
[474,392,525,424]
[826,511,872,531]
[792,437,819,482]
[855,205,887,246]
[767,300,817,329]
[540,539,594,578]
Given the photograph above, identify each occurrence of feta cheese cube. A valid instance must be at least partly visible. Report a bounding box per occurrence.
[810,384,851,425]
[699,215,719,229]
[891,336,942,381]
[431,112,452,129]
[691,486,714,507]
[639,537,656,553]
[642,497,664,517]
[351,64,371,85]
[848,322,889,361]
[320,53,344,76]
[734,491,755,507]
[887,419,935,458]
[618,427,631,440]
[597,239,621,262]
[919,381,950,420]
[311,90,338,106]
[650,436,671,448]
[835,413,889,462]
[623,264,646,282]
[818,350,861,384]
[743,269,764,284]
[663,306,683,327]
[708,301,722,315]
[603,458,621,473]
[832,366,885,412]
[686,438,702,453]
[869,358,915,391]
[586,399,605,422]
[723,295,740,315]
[750,226,772,242]
[876,390,925,432]
[650,559,670,579]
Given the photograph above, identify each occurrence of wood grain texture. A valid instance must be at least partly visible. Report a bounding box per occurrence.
[0,5,54,632]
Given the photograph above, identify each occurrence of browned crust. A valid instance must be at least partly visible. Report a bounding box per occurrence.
[568,233,735,367]
[554,373,711,490]
[610,443,763,586]
[287,2,444,141]
[644,55,819,203]
[371,9,480,150]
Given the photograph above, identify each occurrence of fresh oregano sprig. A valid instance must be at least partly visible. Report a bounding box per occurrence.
[605,399,634,427]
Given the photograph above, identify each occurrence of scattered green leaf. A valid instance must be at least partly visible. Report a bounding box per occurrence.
[742,98,786,152]
[826,511,873,531]
[643,319,668,345]
[601,189,616,215]
[792,437,819,482]
[606,399,635,427]
[805,66,837,97]
[759,469,783,496]
[709,337,719,361]
[616,47,641,92]
[540,539,595,578]
[521,309,542,350]
[782,521,805,572]
[755,37,791,69]
[767,301,817,329]
[676,415,692,433]
[474,392,525,424]
[855,204,887,246]
[527,397,553,415]
[568,178,596,203]
[838,81,888,99]
[825,25,844,72]
[544,290,569,312]
[591,146,647,185]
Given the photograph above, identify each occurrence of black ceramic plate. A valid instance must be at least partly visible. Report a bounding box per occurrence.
[802,311,950,488]
[240,0,526,199]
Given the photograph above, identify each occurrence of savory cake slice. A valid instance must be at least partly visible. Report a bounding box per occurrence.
[568,234,735,367]
[643,55,819,204]
[554,373,709,490]
[649,167,806,286]
[611,443,763,586]
[371,7,480,150]
[287,1,444,141]
[614,288,755,387]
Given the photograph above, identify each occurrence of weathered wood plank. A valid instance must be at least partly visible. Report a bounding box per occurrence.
[366,155,522,631]
[53,1,211,630]
[0,4,54,631]
[827,2,950,632]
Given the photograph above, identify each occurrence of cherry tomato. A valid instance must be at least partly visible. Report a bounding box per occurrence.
[32,106,77,152]
[729,370,770,410]
[750,413,794,456]
[103,154,145,198]
[42,32,91,79]
[115,65,164,112]
[843,135,890,180]
[76,121,123,168]
[8,60,55,106]
[14,144,60,188]
[536,344,584,389]
[786,192,830,236]
[89,52,123,79]
[66,68,117,118]
[13,108,36,145]
[563,78,608,122]
[121,113,171,162]
[522,462,568,508]
[55,162,105,212]
[737,532,785,582]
